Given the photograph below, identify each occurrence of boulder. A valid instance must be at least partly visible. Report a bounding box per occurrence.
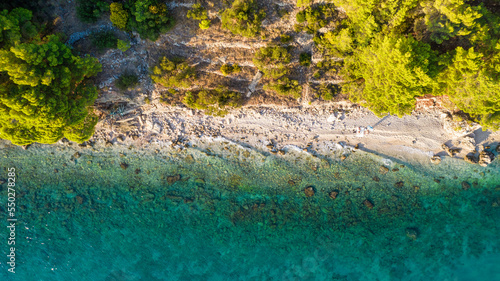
[304,186,315,197]
[478,151,494,167]
[430,155,441,165]
[379,166,389,175]
[329,190,339,199]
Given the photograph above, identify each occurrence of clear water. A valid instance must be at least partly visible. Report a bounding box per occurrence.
[0,140,499,281]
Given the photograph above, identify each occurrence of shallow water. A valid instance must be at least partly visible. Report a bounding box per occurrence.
[0,140,499,281]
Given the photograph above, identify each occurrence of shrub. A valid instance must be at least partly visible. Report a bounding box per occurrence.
[299,52,312,66]
[127,0,175,41]
[116,73,139,90]
[295,4,337,34]
[187,3,211,30]
[296,0,311,8]
[117,39,131,52]
[221,0,266,37]
[253,46,292,79]
[220,63,241,76]
[316,83,339,100]
[77,0,109,23]
[183,87,242,116]
[90,31,117,50]
[110,2,129,29]
[264,78,302,98]
[280,34,293,43]
[151,57,196,89]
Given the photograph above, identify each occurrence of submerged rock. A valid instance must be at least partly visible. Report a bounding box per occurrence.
[372,176,380,182]
[120,163,129,169]
[406,227,419,240]
[304,186,315,197]
[430,155,441,165]
[363,199,374,209]
[394,181,404,188]
[462,181,471,190]
[167,174,181,184]
[329,190,339,199]
[379,166,389,175]
[464,154,478,164]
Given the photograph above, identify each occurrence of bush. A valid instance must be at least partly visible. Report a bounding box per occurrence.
[221,0,266,37]
[116,73,139,90]
[253,46,291,79]
[264,78,302,98]
[295,4,337,34]
[316,83,339,100]
[183,87,242,116]
[296,0,311,8]
[299,52,312,66]
[187,3,211,30]
[77,0,109,23]
[117,39,131,52]
[280,34,293,43]
[90,31,117,50]
[151,57,196,89]
[220,63,241,76]
[127,0,175,41]
[110,2,129,29]
[0,8,102,145]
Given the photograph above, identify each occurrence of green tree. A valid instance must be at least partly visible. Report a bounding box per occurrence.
[127,0,175,40]
[110,2,129,29]
[151,57,196,89]
[221,0,266,37]
[437,47,500,129]
[345,34,437,117]
[187,3,211,30]
[0,8,102,145]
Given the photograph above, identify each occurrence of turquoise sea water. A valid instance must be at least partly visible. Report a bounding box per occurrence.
[0,140,499,280]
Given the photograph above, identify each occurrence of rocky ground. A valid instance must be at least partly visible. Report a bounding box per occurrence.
[47,0,500,167]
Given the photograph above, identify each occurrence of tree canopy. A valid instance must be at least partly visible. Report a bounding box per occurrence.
[0,8,101,145]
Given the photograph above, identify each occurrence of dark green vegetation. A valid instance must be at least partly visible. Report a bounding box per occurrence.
[116,72,139,90]
[295,3,338,34]
[187,3,211,30]
[90,31,118,50]
[309,0,500,129]
[152,57,242,116]
[221,0,266,37]
[220,63,241,76]
[0,8,101,145]
[109,0,175,41]
[299,52,312,66]
[253,45,302,98]
[184,87,242,116]
[77,0,110,23]
[151,57,196,89]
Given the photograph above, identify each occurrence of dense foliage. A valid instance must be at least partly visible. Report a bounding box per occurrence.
[151,57,196,89]
[253,45,302,98]
[187,3,211,30]
[184,87,242,116]
[220,63,241,76]
[0,8,102,145]
[221,0,266,37]
[311,0,500,129]
[77,0,109,23]
[295,3,337,34]
[116,72,139,90]
[90,31,117,50]
[110,0,175,41]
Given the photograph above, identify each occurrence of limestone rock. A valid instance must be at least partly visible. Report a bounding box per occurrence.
[329,190,339,199]
[478,151,494,167]
[430,155,441,165]
[304,186,315,197]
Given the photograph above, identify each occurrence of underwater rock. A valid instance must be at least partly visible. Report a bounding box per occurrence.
[266,143,274,149]
[75,195,85,204]
[462,181,471,190]
[304,186,315,197]
[379,166,389,174]
[278,149,285,155]
[496,145,500,153]
[288,180,295,185]
[73,152,81,159]
[135,168,141,174]
[167,174,181,184]
[329,190,339,199]
[430,155,441,165]
[406,227,419,240]
[372,176,380,182]
[120,163,129,170]
[363,199,374,209]
[0,179,5,185]
[340,155,347,161]
[392,168,399,172]
[394,181,404,188]
[478,151,494,167]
